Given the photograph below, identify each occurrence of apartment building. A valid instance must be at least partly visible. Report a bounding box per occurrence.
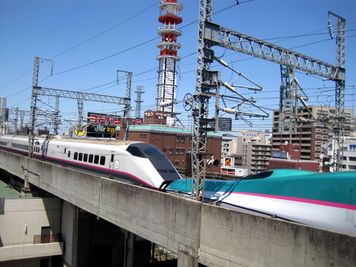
[230,130,272,174]
[342,136,356,170]
[272,106,355,162]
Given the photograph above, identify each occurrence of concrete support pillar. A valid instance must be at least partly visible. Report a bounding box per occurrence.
[124,231,135,267]
[61,202,79,267]
[177,250,198,267]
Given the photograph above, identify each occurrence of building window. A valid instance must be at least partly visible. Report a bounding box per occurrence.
[176,135,186,143]
[349,157,356,162]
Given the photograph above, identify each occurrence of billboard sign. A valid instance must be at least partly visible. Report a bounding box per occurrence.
[87,112,121,137]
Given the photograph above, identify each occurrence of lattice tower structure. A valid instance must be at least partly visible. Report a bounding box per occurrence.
[156,0,182,125]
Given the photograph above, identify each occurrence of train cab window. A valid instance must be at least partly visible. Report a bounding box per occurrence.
[68,151,71,158]
[74,152,78,160]
[126,143,181,181]
[94,155,99,164]
[78,153,83,161]
[89,154,93,163]
[100,156,106,166]
[83,154,88,162]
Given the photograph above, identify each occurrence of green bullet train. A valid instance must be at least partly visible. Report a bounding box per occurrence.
[165,169,356,236]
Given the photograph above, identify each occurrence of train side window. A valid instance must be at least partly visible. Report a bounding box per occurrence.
[74,152,78,160]
[83,154,88,162]
[89,154,93,163]
[64,148,67,154]
[100,156,106,166]
[111,154,114,162]
[94,155,99,164]
[78,153,83,161]
[68,151,71,158]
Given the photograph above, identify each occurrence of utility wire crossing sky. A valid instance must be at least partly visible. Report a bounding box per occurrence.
[0,0,355,132]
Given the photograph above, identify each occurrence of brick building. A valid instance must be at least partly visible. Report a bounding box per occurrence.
[268,143,319,172]
[126,124,222,175]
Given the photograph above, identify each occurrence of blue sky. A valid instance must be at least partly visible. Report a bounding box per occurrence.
[0,0,355,133]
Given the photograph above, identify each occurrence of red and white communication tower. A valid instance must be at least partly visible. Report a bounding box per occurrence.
[156,0,182,125]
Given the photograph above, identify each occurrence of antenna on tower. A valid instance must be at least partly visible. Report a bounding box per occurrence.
[156,0,183,126]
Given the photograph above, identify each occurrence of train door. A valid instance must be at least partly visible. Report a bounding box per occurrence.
[41,136,51,158]
[109,153,120,170]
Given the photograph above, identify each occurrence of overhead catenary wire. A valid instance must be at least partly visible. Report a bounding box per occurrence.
[0,2,158,92]
[4,0,355,129]
[50,2,159,60]
[4,18,348,100]
[49,1,250,77]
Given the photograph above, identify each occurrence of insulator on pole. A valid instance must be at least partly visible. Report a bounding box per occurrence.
[221,81,237,93]
[328,21,334,39]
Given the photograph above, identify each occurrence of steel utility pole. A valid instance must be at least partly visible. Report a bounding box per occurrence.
[117,70,133,140]
[28,57,40,158]
[191,0,216,200]
[328,11,346,171]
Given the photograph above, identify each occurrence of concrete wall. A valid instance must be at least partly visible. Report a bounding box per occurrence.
[0,197,63,264]
[0,150,201,260]
[1,150,356,267]
[0,198,61,246]
[199,204,356,267]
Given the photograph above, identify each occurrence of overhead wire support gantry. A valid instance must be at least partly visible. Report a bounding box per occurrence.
[191,2,346,198]
[191,0,215,200]
[116,69,133,140]
[32,86,130,136]
[33,86,130,105]
[201,13,346,171]
[28,56,131,159]
[203,21,344,81]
